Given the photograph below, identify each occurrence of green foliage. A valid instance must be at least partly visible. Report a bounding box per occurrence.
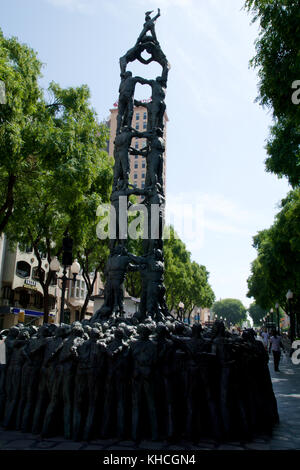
[245,0,300,186]
[164,226,215,316]
[0,28,43,232]
[1,29,113,321]
[248,302,268,325]
[212,298,247,325]
[247,188,300,312]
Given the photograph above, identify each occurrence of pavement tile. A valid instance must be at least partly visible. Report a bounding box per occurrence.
[89,438,120,447]
[138,440,166,450]
[35,440,60,449]
[50,442,85,450]
[194,442,216,449]
[2,439,37,449]
[106,445,135,450]
[82,445,106,450]
[118,440,138,447]
[245,442,271,450]
[270,442,297,450]
[166,445,188,450]
[217,445,244,450]
[0,440,10,449]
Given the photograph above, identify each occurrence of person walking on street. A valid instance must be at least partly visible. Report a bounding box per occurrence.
[270,330,285,372]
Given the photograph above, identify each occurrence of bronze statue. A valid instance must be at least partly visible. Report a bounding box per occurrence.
[136,9,161,45]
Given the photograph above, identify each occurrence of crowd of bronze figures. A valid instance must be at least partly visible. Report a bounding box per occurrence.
[0,319,279,443]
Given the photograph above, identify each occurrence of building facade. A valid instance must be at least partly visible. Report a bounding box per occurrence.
[0,237,57,329]
[0,235,102,328]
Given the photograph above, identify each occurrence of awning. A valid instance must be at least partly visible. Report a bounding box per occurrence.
[11,308,55,317]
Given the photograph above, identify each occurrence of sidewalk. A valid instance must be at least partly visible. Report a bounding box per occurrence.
[0,354,299,451]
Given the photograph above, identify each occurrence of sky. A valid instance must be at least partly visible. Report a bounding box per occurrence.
[1,0,291,308]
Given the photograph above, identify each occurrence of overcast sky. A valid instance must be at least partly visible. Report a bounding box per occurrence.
[1,0,291,307]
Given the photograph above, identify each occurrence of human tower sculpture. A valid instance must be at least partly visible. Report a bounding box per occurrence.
[92,8,170,323]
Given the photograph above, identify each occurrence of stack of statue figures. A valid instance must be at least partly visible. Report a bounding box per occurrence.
[0,11,280,444]
[0,320,279,442]
[93,9,169,324]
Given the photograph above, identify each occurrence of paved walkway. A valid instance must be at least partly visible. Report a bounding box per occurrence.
[0,353,299,451]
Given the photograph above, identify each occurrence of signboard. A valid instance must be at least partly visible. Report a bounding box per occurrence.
[24,279,37,290]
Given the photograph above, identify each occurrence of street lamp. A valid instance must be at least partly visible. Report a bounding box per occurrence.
[286,289,295,343]
[178,301,184,322]
[50,233,80,324]
[275,302,280,334]
[270,308,274,330]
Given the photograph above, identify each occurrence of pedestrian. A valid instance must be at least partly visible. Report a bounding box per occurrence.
[269,330,285,372]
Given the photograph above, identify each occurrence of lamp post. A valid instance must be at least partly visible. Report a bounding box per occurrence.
[50,233,80,324]
[275,303,280,334]
[286,289,295,343]
[270,308,274,331]
[178,301,184,322]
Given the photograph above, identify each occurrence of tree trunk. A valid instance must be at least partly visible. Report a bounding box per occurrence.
[0,174,16,234]
[43,288,50,324]
[80,289,92,321]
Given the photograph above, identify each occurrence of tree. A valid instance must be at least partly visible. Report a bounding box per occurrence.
[212,298,247,326]
[164,226,215,318]
[245,0,300,186]
[5,81,112,323]
[248,302,267,326]
[247,189,300,341]
[0,28,43,232]
[247,188,300,324]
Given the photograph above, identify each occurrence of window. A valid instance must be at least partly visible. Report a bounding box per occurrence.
[50,273,57,286]
[135,155,138,159]
[143,112,147,120]
[142,173,145,179]
[134,174,137,179]
[134,183,137,188]
[16,261,31,278]
[134,163,138,169]
[143,122,147,129]
[136,113,139,120]
[32,267,45,282]
[141,182,145,189]
[142,162,146,168]
[135,123,139,130]
[135,142,139,149]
